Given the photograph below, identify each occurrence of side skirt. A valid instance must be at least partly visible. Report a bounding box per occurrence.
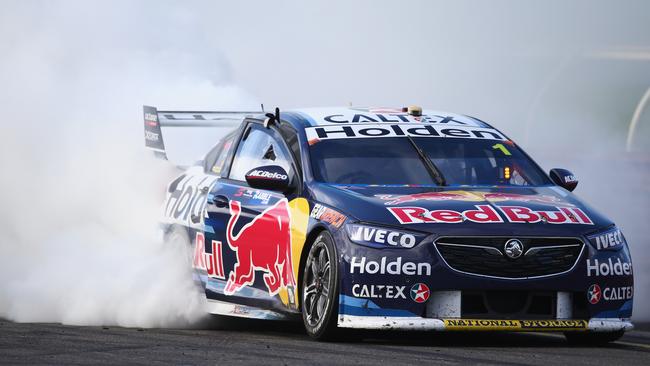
[205,299,291,321]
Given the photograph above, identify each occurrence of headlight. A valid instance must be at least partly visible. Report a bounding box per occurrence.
[587,226,626,251]
[345,223,427,249]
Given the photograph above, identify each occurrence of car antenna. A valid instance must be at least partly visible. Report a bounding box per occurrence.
[261,103,265,113]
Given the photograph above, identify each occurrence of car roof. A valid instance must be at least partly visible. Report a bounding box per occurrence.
[279,107,496,130]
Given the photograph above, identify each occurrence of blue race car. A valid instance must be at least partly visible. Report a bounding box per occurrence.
[144,105,633,343]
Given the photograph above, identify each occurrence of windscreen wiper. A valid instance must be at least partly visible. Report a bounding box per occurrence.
[406,136,447,186]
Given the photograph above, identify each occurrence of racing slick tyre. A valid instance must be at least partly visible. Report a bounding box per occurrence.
[564,330,625,345]
[302,231,339,341]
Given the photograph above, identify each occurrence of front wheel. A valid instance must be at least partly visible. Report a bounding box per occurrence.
[302,232,339,340]
[564,330,625,345]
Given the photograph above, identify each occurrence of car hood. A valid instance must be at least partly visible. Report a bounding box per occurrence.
[310,184,613,237]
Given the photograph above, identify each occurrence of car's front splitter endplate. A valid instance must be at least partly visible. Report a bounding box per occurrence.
[337,315,633,332]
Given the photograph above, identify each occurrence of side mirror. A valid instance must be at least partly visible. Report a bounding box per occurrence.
[549,168,578,192]
[245,165,292,192]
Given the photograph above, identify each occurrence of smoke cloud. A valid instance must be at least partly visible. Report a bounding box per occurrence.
[0,1,257,327]
[0,0,648,326]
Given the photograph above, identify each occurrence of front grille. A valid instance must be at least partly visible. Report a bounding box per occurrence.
[435,237,584,278]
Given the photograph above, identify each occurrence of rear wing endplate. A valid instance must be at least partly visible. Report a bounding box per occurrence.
[143,105,262,160]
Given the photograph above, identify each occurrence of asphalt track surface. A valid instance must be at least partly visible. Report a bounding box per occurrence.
[2,318,650,365]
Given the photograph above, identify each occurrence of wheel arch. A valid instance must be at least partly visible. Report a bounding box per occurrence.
[297,225,330,309]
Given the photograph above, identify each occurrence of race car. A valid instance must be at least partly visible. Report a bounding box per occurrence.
[144,105,633,343]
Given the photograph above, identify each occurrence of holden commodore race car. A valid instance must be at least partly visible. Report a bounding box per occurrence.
[143,105,633,343]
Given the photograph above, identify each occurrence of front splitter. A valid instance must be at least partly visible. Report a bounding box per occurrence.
[337,315,633,332]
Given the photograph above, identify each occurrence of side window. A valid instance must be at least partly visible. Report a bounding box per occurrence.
[211,137,235,175]
[204,133,235,175]
[229,125,293,181]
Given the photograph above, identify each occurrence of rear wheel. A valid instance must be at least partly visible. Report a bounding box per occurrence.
[301,232,339,340]
[564,330,625,345]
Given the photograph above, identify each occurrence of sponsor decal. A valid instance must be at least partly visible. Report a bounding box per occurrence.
[443,319,587,331]
[410,283,430,303]
[586,258,632,277]
[519,319,587,330]
[310,204,346,228]
[192,232,225,279]
[224,199,296,299]
[588,284,602,304]
[445,319,519,330]
[232,305,249,316]
[388,205,593,225]
[351,284,406,299]
[499,206,592,224]
[234,188,272,205]
[305,124,506,142]
[589,228,625,251]
[588,284,633,304]
[144,112,158,123]
[248,169,288,180]
[564,175,577,183]
[322,112,473,125]
[347,224,417,248]
[377,191,574,207]
[144,130,160,142]
[164,174,218,226]
[349,256,432,276]
[388,205,502,224]
[604,286,634,302]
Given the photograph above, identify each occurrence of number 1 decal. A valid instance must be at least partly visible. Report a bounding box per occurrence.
[492,143,512,156]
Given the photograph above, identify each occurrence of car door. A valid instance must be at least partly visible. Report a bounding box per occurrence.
[201,122,301,312]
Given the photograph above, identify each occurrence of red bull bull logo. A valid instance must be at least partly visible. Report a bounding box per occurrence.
[482,192,574,207]
[377,192,469,205]
[224,198,296,296]
[377,191,575,207]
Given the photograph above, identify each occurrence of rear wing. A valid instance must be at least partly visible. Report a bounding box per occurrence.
[143,105,262,160]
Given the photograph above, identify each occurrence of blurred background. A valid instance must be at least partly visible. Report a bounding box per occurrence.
[0,0,648,326]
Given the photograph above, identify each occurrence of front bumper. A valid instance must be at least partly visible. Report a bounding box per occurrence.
[338,315,633,332]
[335,228,634,329]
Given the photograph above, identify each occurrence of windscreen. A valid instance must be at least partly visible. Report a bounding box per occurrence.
[310,138,435,185]
[309,137,551,186]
